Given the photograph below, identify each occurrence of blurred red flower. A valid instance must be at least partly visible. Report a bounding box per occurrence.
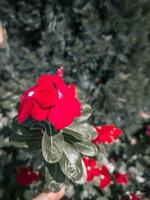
[17,67,81,130]
[82,157,100,182]
[16,167,39,186]
[114,173,128,186]
[99,165,112,189]
[146,126,150,136]
[130,193,140,200]
[93,124,122,144]
[122,193,140,200]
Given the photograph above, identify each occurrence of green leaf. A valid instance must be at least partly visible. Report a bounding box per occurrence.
[11,117,42,149]
[76,104,93,122]
[14,118,58,136]
[45,166,64,192]
[12,117,42,138]
[32,121,59,136]
[63,123,97,142]
[42,132,64,163]
[10,141,28,148]
[46,163,66,183]
[10,130,42,141]
[21,117,38,128]
[63,133,81,144]
[74,142,98,157]
[45,165,55,189]
[10,135,41,149]
[75,160,87,184]
[0,137,7,146]
[59,142,83,182]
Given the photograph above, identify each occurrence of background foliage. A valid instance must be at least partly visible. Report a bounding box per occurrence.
[0,0,150,199]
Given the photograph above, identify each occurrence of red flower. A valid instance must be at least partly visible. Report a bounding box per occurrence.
[99,165,112,189]
[16,167,39,186]
[130,193,140,200]
[17,67,81,130]
[146,126,150,136]
[93,124,122,144]
[114,173,128,186]
[82,157,100,182]
[122,193,140,200]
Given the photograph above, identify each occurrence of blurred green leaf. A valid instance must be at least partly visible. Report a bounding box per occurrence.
[10,118,42,149]
[45,166,63,192]
[76,104,93,122]
[23,119,59,136]
[46,162,66,183]
[10,141,28,148]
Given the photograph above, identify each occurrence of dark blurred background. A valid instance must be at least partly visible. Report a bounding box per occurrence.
[0,0,150,199]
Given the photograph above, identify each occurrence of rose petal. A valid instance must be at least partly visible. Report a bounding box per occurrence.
[33,89,58,108]
[20,86,37,101]
[69,97,81,117]
[18,98,33,124]
[68,84,76,96]
[56,66,64,77]
[30,101,49,121]
[37,75,54,91]
[53,75,68,94]
[48,105,73,130]
[48,95,80,130]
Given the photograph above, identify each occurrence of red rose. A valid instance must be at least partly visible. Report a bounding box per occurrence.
[16,167,39,186]
[93,124,122,144]
[82,157,100,182]
[114,173,128,186]
[17,67,81,130]
[99,165,112,189]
